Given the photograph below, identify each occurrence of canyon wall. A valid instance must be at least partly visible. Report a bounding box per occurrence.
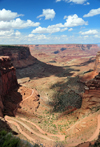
[0,56,18,117]
[94,51,100,73]
[0,46,36,69]
[25,44,99,50]
[77,51,100,117]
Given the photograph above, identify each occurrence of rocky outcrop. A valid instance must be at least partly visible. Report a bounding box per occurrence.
[94,51,100,73]
[0,56,40,117]
[0,46,36,69]
[75,51,100,118]
[77,72,100,118]
[0,56,18,117]
[0,56,18,96]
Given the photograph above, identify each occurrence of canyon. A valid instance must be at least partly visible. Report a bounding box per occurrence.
[0,44,100,147]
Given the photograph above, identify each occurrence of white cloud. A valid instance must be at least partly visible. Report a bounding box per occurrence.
[67,0,87,4]
[0,9,40,31]
[94,35,100,38]
[0,18,40,30]
[0,30,14,36]
[0,29,21,37]
[68,28,73,31]
[15,30,21,36]
[84,2,90,5]
[79,30,98,35]
[83,8,100,17]
[64,14,88,27]
[28,34,35,38]
[31,26,61,34]
[32,14,87,34]
[31,23,68,34]
[56,0,87,4]
[63,15,67,19]
[60,28,68,32]
[37,9,56,20]
[84,35,88,38]
[56,0,61,2]
[0,9,23,21]
[0,33,99,44]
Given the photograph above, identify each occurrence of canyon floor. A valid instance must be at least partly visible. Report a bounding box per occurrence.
[4,46,100,147]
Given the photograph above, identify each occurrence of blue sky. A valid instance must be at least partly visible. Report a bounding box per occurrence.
[0,0,100,44]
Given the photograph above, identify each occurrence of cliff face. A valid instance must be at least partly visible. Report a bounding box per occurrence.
[79,73,100,116]
[94,51,100,72]
[0,56,18,96]
[26,44,99,50]
[0,56,18,117]
[0,46,36,69]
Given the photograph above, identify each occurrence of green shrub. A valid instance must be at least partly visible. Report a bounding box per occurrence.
[0,130,19,147]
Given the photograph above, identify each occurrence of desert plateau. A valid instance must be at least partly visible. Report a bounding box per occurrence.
[0,44,100,147]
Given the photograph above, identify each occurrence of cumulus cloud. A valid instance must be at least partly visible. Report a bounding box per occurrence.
[28,34,35,38]
[64,14,88,27]
[56,0,87,4]
[15,30,21,36]
[0,18,40,30]
[0,29,21,37]
[0,30,14,36]
[37,9,56,20]
[0,9,40,31]
[83,8,100,17]
[68,28,73,31]
[32,14,87,34]
[31,26,61,34]
[60,28,68,32]
[0,9,23,21]
[79,30,98,35]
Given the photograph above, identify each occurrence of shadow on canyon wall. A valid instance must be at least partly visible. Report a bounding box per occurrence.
[49,75,84,113]
[0,118,17,135]
[74,57,95,67]
[16,56,80,79]
[16,56,94,113]
[3,86,22,117]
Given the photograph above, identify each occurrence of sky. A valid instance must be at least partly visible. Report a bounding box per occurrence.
[0,0,100,44]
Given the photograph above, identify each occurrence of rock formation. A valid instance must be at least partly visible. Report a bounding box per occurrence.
[0,56,18,96]
[77,73,100,118]
[0,56,18,117]
[24,44,99,50]
[80,73,100,114]
[94,51,100,73]
[0,46,36,69]
[0,56,40,117]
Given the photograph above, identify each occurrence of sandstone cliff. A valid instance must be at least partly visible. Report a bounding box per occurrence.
[0,56,18,117]
[0,56,40,117]
[78,72,100,117]
[24,44,99,50]
[94,51,100,73]
[0,46,36,69]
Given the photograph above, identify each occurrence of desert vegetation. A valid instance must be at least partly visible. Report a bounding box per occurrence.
[0,44,100,147]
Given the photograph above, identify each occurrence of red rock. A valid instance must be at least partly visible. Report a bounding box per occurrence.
[0,56,18,117]
[0,46,36,69]
[94,51,100,72]
[0,56,18,96]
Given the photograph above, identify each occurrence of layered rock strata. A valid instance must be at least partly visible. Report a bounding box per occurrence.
[0,46,36,69]
[77,72,100,118]
[0,56,18,117]
[94,51,100,73]
[23,44,99,50]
